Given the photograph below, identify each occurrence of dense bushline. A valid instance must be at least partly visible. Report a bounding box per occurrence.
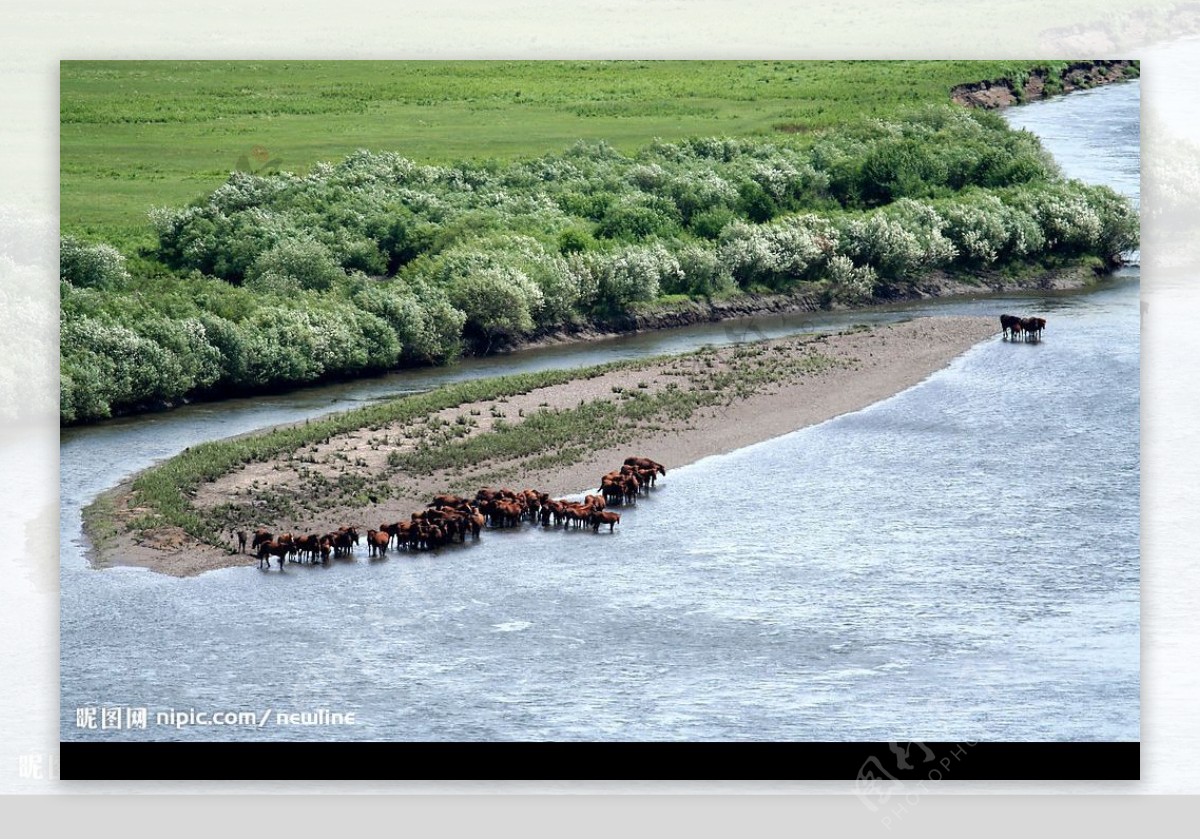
[61,105,1138,424]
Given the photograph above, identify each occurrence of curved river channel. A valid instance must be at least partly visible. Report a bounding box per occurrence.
[61,81,1140,742]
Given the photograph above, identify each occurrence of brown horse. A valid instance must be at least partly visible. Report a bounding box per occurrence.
[624,456,666,476]
[332,527,359,557]
[256,539,291,570]
[294,534,321,563]
[492,500,523,528]
[425,524,446,549]
[1022,316,1046,341]
[999,314,1020,340]
[366,529,390,557]
[600,481,623,506]
[251,529,273,552]
[590,510,621,532]
[388,521,414,549]
[621,474,640,504]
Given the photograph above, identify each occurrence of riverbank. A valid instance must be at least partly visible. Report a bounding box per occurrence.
[950,59,1137,109]
[63,262,1105,422]
[86,315,998,577]
[512,261,1103,352]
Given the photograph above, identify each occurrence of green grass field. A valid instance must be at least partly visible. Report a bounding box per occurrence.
[62,60,1057,252]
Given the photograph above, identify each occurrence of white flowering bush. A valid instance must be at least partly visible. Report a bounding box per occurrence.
[518,250,579,326]
[448,266,543,346]
[1008,183,1103,254]
[744,158,829,206]
[826,255,878,305]
[246,239,345,293]
[771,214,839,276]
[884,199,958,268]
[661,169,739,225]
[60,236,130,288]
[834,200,956,282]
[1083,184,1140,263]
[838,214,925,279]
[672,242,735,298]
[564,253,602,311]
[996,204,1044,260]
[234,304,396,387]
[940,194,1011,265]
[628,163,669,192]
[717,214,835,290]
[592,243,682,310]
[718,222,778,288]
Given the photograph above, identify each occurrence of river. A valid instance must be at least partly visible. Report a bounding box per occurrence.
[59,80,1140,743]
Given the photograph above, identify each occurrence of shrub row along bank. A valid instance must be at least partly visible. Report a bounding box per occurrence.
[61,104,1138,424]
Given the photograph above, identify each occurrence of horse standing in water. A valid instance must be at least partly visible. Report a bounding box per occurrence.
[1022,316,1046,341]
[1000,314,1046,342]
[999,314,1020,340]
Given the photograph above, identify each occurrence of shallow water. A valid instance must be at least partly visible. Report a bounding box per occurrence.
[60,81,1140,742]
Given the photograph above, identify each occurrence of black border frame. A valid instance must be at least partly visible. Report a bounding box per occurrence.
[60,741,1139,781]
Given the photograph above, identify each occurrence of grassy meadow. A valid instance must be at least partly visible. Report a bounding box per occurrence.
[63,60,1062,251]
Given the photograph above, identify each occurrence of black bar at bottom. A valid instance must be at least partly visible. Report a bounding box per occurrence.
[59,741,1138,781]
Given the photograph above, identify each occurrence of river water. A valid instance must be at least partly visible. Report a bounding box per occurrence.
[60,81,1140,743]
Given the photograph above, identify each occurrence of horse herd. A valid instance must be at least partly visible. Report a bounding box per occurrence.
[236,455,667,570]
[1000,314,1047,342]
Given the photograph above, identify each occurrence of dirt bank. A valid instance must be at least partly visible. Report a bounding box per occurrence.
[950,60,1137,110]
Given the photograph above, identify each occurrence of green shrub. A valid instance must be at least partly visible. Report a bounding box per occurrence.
[595,193,682,240]
[247,239,344,293]
[60,236,130,289]
[591,243,682,310]
[826,255,878,305]
[557,227,595,254]
[689,206,736,240]
[449,267,541,347]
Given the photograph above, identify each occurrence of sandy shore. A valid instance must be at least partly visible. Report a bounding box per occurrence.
[91,315,997,576]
